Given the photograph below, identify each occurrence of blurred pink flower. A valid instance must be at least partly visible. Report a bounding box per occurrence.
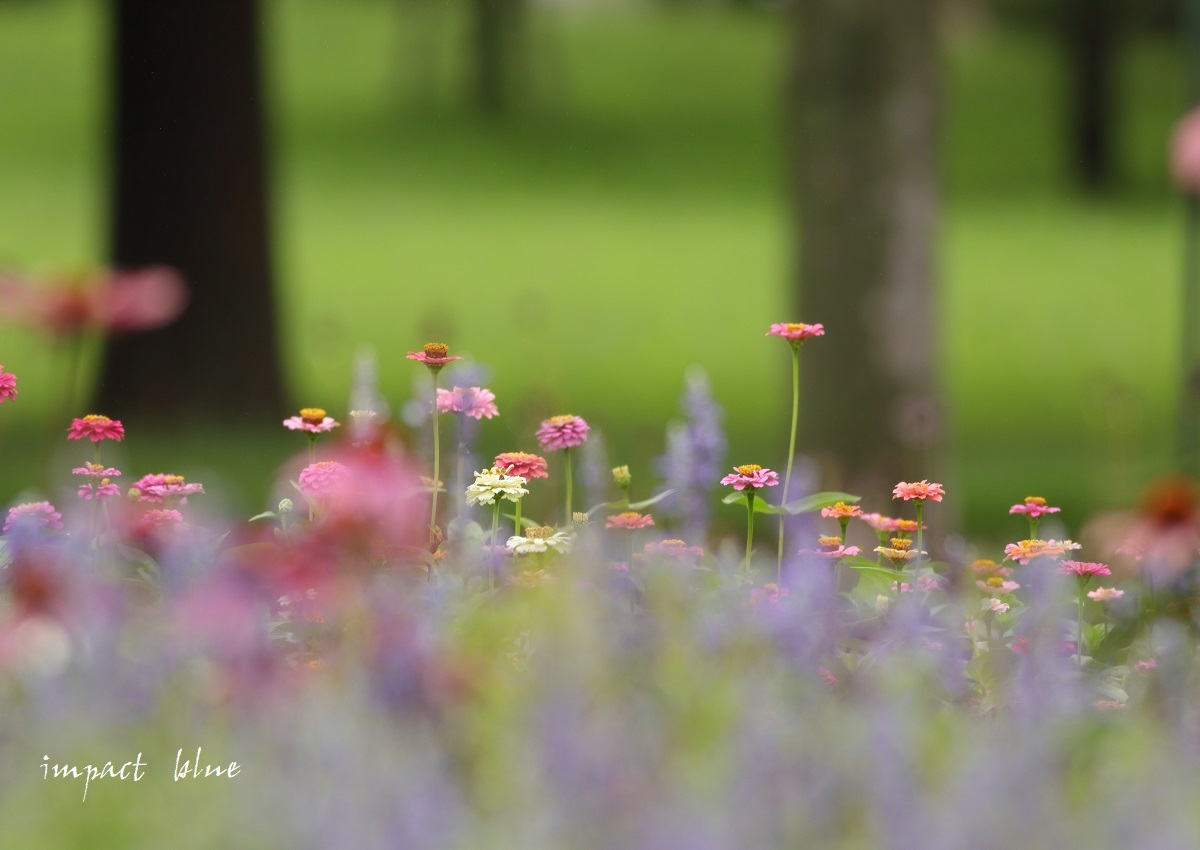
[605,512,655,530]
[720,464,779,491]
[1088,586,1124,602]
[976,578,1021,596]
[0,267,186,339]
[283,407,340,434]
[67,414,125,443]
[78,481,121,501]
[642,539,704,564]
[0,366,16,403]
[130,473,204,505]
[71,463,121,478]
[1171,106,1200,193]
[1009,496,1061,518]
[536,414,590,451]
[4,501,63,533]
[494,451,549,480]
[438,387,498,420]
[1058,560,1112,579]
[766,322,825,344]
[298,461,349,497]
[892,480,945,502]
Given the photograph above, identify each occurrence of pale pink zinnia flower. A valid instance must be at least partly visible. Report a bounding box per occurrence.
[67,414,125,442]
[642,539,705,564]
[0,366,16,403]
[494,451,549,480]
[437,386,498,420]
[283,407,340,434]
[606,512,655,530]
[536,414,590,451]
[1058,560,1112,579]
[1008,496,1061,518]
[976,577,1021,596]
[987,599,1010,614]
[892,480,945,503]
[720,464,779,491]
[129,473,204,504]
[298,461,349,497]
[766,322,825,344]
[4,501,64,533]
[799,535,861,560]
[78,481,122,501]
[406,342,463,373]
[820,502,862,520]
[1087,587,1124,602]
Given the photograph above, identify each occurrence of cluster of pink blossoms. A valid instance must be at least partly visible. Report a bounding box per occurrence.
[536,415,590,451]
[130,473,205,505]
[437,387,498,420]
[72,463,123,501]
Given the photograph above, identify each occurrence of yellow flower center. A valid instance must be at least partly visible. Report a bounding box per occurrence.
[889,538,912,551]
[735,464,763,476]
[525,526,555,540]
[1024,496,1046,506]
[86,462,104,474]
[986,576,1004,588]
[785,323,809,333]
[163,475,185,486]
[818,536,843,548]
[662,539,686,547]
[549,414,577,426]
[300,408,327,425]
[970,559,996,569]
[82,414,112,424]
[423,343,449,358]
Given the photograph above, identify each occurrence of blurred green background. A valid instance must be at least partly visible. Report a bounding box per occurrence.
[0,0,1184,537]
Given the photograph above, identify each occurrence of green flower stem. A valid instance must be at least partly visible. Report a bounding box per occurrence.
[876,531,887,566]
[564,446,573,526]
[1076,579,1087,668]
[1029,517,1039,539]
[915,501,925,563]
[776,345,801,582]
[429,374,442,552]
[490,501,501,589]
[514,499,522,535]
[745,490,756,572]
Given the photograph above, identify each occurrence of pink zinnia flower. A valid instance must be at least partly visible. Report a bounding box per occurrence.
[136,509,184,532]
[1058,560,1112,579]
[642,539,704,563]
[1009,496,1061,518]
[987,599,1010,614]
[283,407,340,434]
[494,451,549,480]
[1088,587,1124,602]
[0,366,16,403]
[720,464,779,491]
[71,463,121,479]
[536,414,590,451]
[67,414,125,443]
[406,342,463,373]
[130,473,204,504]
[892,480,945,503]
[78,481,122,501]
[820,502,862,520]
[4,501,63,533]
[605,512,655,530]
[976,577,1021,596]
[766,322,825,344]
[298,461,349,497]
[437,386,498,420]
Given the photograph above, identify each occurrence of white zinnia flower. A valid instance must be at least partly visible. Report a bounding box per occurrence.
[506,527,572,555]
[465,467,529,506]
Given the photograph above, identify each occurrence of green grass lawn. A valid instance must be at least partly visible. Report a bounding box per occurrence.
[0,0,1186,537]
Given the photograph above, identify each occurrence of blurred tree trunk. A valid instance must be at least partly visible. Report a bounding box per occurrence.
[99,0,284,419]
[1063,0,1118,190]
[471,0,525,116]
[789,0,944,499]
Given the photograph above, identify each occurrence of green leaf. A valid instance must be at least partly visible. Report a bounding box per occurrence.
[629,489,675,510]
[248,511,278,522]
[503,514,539,529]
[720,491,785,514]
[839,556,907,581]
[780,491,861,515]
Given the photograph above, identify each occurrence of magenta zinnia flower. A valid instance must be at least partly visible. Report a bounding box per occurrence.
[67,414,125,442]
[78,480,122,501]
[283,407,340,434]
[605,512,655,530]
[892,480,945,503]
[536,414,590,451]
[494,451,549,480]
[4,501,64,533]
[0,365,16,403]
[767,322,825,344]
[1058,560,1112,579]
[298,461,349,497]
[130,473,204,504]
[1009,496,1061,518]
[720,464,779,491]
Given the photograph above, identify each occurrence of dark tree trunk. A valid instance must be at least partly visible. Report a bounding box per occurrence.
[99,0,284,419]
[471,0,524,116]
[789,0,943,500]
[1064,0,1118,190]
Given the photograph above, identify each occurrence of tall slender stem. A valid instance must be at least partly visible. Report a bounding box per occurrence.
[1076,581,1086,667]
[490,500,500,589]
[746,490,756,572]
[514,499,522,533]
[564,446,573,525]
[777,346,801,580]
[915,502,924,562]
[429,374,442,552]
